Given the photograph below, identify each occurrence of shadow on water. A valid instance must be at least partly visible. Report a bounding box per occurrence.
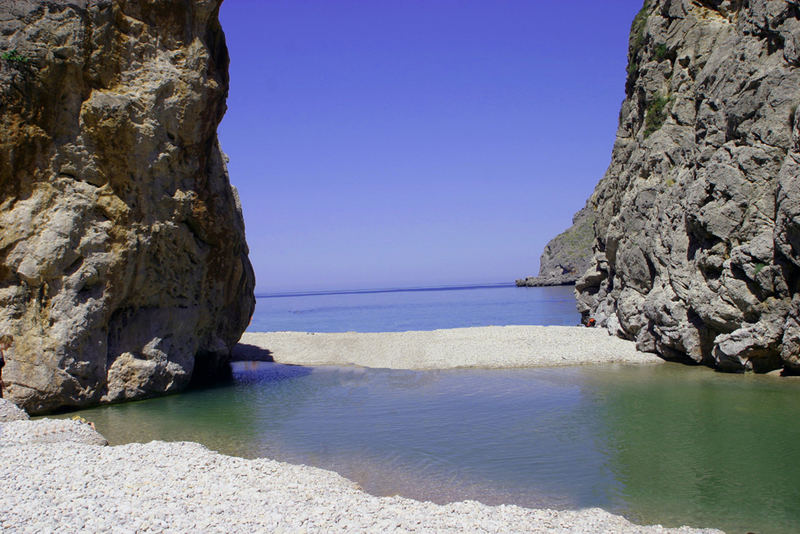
[52,362,314,458]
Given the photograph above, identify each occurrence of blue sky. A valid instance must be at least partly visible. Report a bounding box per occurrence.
[218,0,643,293]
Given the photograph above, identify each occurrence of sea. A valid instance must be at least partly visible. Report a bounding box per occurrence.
[55,284,800,534]
[247,283,580,333]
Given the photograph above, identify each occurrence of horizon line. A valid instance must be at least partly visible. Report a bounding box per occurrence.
[256,282,517,299]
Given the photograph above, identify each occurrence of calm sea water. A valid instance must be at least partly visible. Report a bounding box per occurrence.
[247,284,580,332]
[54,285,800,533]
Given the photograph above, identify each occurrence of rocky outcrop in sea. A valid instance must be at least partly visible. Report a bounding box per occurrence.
[0,0,255,413]
[516,202,595,287]
[576,0,800,373]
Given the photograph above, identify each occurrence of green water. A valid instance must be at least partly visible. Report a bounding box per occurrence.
[55,362,800,533]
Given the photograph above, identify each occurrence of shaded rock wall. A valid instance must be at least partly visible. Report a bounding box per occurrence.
[577,0,800,372]
[0,0,255,413]
[516,202,595,287]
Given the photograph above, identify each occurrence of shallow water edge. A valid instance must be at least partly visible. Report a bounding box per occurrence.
[50,360,800,534]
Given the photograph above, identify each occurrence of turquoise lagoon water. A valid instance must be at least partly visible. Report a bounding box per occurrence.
[58,285,800,533]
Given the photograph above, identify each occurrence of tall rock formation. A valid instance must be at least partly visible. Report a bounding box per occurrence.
[576,0,800,373]
[0,0,255,413]
[516,202,595,287]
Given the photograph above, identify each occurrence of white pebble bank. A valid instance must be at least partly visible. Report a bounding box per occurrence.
[236,325,664,369]
[0,437,721,533]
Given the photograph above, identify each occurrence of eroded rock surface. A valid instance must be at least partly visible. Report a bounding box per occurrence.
[0,0,255,413]
[576,0,800,373]
[516,202,595,287]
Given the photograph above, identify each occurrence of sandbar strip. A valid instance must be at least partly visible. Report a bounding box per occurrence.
[235,325,664,369]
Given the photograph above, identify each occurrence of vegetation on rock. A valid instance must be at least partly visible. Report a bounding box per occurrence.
[630,1,650,57]
[654,43,669,62]
[1,49,30,65]
[626,1,650,95]
[643,94,670,138]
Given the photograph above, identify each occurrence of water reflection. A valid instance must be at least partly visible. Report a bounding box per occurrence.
[583,364,800,533]
[52,362,800,534]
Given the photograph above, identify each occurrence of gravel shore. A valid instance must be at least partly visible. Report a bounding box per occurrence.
[235,325,664,369]
[0,434,721,533]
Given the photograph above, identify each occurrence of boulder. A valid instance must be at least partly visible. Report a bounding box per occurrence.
[0,0,255,413]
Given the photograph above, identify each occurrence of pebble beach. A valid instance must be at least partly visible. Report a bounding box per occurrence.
[235,325,665,369]
[0,416,720,533]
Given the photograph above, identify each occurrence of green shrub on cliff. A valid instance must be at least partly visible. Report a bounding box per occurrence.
[644,94,670,138]
[630,2,650,58]
[654,43,669,62]
[1,49,29,65]
[626,1,650,96]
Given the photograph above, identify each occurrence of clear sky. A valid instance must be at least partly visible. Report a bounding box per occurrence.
[217,0,643,293]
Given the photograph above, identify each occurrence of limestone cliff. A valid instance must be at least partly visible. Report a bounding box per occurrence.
[516,202,595,287]
[576,0,800,373]
[0,0,255,413]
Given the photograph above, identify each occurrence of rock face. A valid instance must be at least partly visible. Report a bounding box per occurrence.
[0,0,255,413]
[516,202,595,287]
[576,0,800,373]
